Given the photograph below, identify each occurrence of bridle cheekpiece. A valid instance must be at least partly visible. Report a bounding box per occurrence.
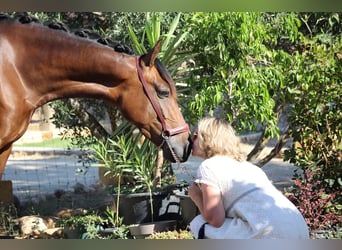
[135,56,190,162]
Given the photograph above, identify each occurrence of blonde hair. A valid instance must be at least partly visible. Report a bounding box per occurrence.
[197,117,246,162]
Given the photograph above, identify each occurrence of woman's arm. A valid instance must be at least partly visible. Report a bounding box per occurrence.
[188,183,225,227]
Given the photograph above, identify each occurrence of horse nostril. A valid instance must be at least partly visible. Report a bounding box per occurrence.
[161,136,192,163]
[178,143,191,163]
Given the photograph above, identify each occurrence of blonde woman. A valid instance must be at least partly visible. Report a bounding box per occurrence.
[188,117,309,239]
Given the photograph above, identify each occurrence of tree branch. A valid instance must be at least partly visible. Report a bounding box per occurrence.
[254,132,291,167]
[66,98,110,142]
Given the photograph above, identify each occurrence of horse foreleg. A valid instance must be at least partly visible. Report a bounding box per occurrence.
[0,144,13,180]
[0,107,33,180]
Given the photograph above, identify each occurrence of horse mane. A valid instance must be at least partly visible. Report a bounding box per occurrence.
[0,12,133,55]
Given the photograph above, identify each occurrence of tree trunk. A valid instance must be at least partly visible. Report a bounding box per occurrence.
[247,127,269,163]
[153,149,164,189]
[254,132,290,167]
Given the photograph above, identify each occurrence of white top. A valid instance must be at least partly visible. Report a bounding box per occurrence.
[189,155,309,239]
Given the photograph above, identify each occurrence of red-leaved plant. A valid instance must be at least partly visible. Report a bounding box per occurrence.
[286,169,340,237]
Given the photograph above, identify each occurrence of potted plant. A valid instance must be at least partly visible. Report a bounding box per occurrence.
[93,121,178,228]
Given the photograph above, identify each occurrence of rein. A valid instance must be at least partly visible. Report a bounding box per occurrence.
[136,56,190,163]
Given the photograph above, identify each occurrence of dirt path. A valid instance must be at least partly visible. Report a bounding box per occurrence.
[3,141,299,217]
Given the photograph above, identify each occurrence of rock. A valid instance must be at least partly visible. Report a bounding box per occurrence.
[15,215,57,236]
[56,208,88,218]
[16,216,48,235]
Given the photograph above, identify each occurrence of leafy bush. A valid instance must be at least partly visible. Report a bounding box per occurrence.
[92,121,174,194]
[56,208,130,239]
[0,203,19,238]
[56,211,107,231]
[92,121,175,225]
[285,169,340,236]
[283,13,341,236]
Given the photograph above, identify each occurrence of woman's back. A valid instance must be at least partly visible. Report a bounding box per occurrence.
[195,155,309,238]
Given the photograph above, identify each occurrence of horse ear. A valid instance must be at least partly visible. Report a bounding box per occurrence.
[142,39,163,67]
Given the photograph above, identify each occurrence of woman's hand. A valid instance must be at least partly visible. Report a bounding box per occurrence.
[188,182,203,207]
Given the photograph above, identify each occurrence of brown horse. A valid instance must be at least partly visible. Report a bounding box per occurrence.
[0,17,192,179]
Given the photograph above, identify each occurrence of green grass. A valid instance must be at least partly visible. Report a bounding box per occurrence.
[14,137,72,148]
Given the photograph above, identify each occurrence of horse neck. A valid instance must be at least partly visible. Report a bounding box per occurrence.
[9,23,134,108]
[38,45,132,104]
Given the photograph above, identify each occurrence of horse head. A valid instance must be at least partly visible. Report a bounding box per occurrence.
[119,40,192,163]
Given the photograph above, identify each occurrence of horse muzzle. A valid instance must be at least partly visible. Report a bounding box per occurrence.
[162,134,192,163]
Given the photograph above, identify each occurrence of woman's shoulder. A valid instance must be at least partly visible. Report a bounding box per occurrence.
[203,155,239,165]
[200,155,241,172]
[203,155,264,169]
[202,156,267,176]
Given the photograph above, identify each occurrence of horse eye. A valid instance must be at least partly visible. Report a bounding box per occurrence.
[156,89,170,98]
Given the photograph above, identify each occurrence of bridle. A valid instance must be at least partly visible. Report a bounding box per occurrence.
[136,56,190,162]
